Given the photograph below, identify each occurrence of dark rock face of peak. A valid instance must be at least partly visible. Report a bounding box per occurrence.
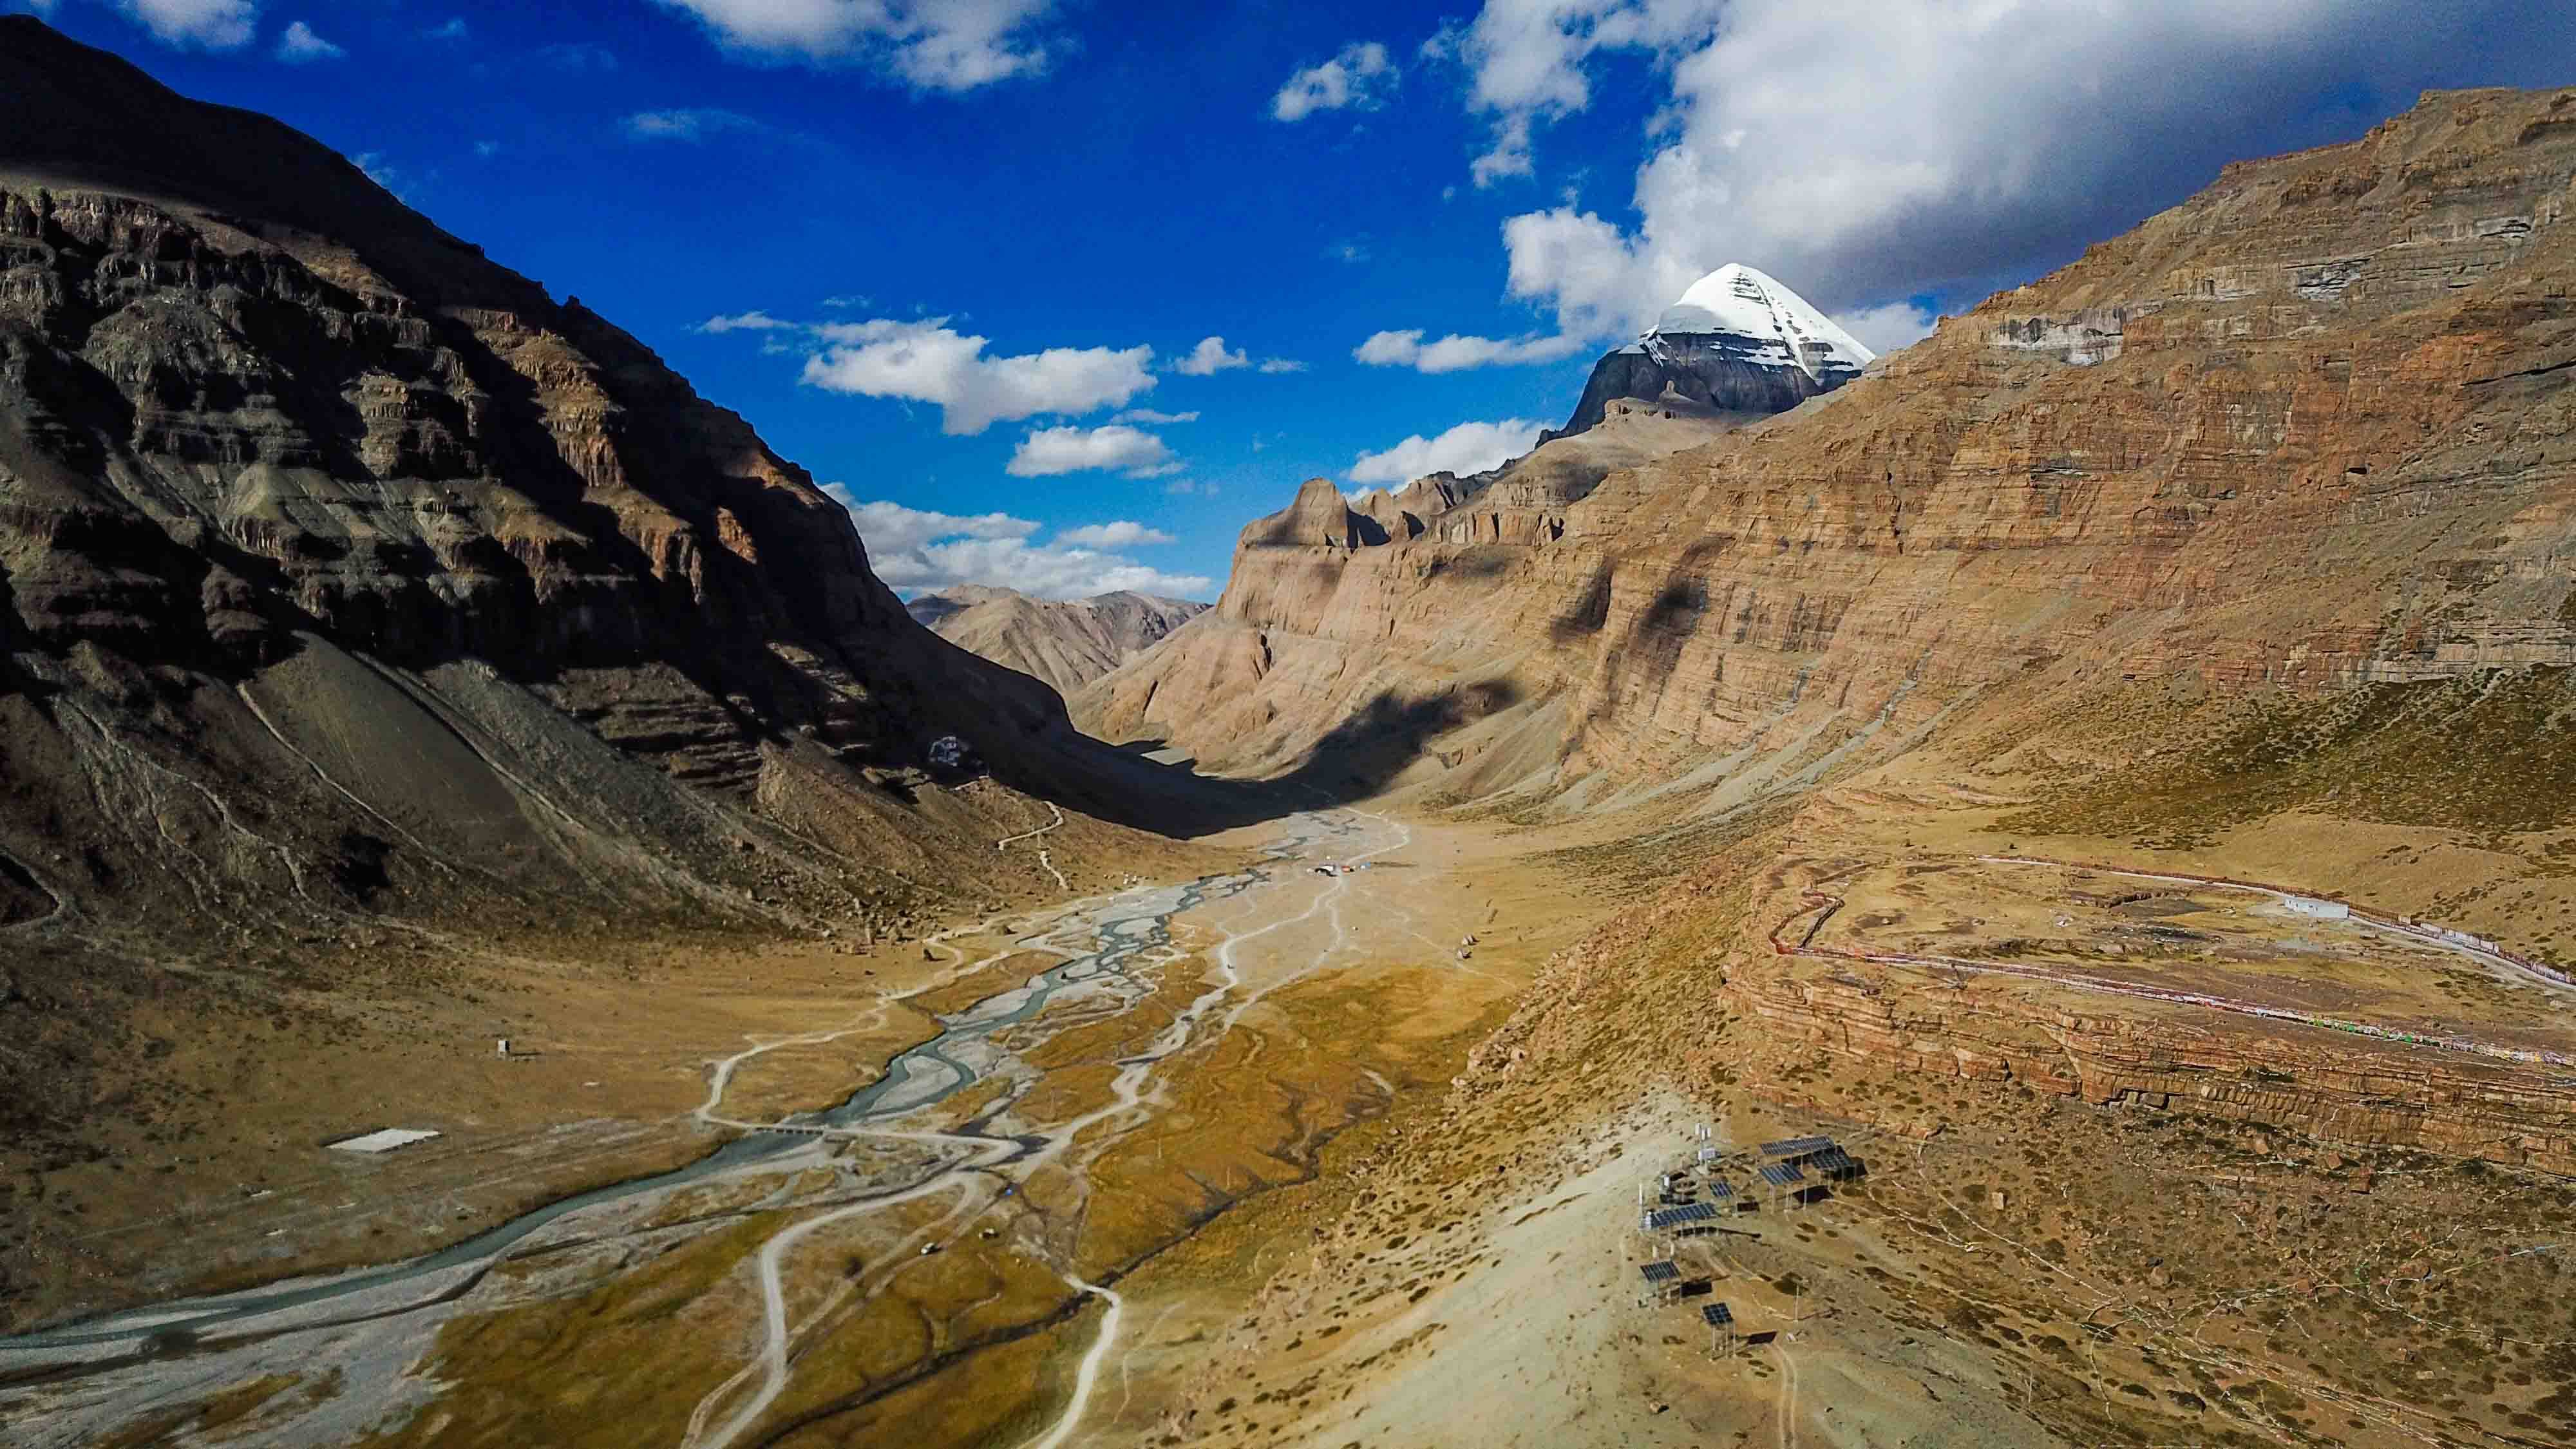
[1557,332,1862,437]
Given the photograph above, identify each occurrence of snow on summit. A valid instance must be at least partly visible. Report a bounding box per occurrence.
[1649,263,1876,379]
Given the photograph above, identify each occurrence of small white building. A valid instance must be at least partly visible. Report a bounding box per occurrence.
[2284,896,2351,921]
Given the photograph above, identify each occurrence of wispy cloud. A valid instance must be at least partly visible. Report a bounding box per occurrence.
[276,19,343,62]
[1273,40,1397,122]
[1354,328,1582,373]
[829,491,1211,600]
[800,318,1156,435]
[625,108,761,142]
[655,0,1059,92]
[1349,417,1541,485]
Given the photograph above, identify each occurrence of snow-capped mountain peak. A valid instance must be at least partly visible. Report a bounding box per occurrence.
[1558,262,1873,437]
[1649,263,1875,380]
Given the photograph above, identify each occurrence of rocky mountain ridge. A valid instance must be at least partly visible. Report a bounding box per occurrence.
[0,17,1196,1162]
[905,584,1208,694]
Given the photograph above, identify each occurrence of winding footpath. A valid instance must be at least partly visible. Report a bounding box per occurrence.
[998,801,1070,893]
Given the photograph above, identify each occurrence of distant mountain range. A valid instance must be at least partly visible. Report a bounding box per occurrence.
[909,585,1208,694]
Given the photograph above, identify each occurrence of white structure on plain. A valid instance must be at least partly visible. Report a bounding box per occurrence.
[327,1128,442,1155]
[497,1036,510,1057]
[2286,896,2351,920]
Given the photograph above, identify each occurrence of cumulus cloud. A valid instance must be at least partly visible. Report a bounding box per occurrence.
[1450,0,2576,339]
[625,108,760,142]
[1055,520,1176,548]
[110,0,256,48]
[1830,301,1940,356]
[1256,358,1309,374]
[275,19,341,61]
[1172,336,1248,376]
[1112,408,1198,425]
[1353,328,1583,373]
[800,319,1155,435]
[829,493,1211,600]
[654,0,1056,91]
[1349,418,1542,486]
[1273,40,1397,122]
[1007,424,1175,478]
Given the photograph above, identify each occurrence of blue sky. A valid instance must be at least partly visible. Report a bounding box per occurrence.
[21,1,2576,600]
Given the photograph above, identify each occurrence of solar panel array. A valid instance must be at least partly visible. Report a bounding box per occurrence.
[1806,1148,1863,1179]
[1761,1135,1834,1157]
[1707,1179,1735,1201]
[1701,1303,1734,1328]
[1644,1202,1721,1231]
[1639,1260,1681,1283]
[1757,1162,1806,1188]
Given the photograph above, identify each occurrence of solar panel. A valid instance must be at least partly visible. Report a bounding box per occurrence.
[1645,1202,1721,1231]
[1701,1302,1734,1327]
[1640,1260,1680,1282]
[1757,1162,1806,1188]
[1761,1135,1834,1157]
[1708,1179,1734,1200]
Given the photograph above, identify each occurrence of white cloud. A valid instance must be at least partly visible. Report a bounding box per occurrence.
[1007,424,1175,478]
[1163,477,1218,497]
[1273,40,1397,122]
[351,151,417,202]
[275,19,341,61]
[1112,408,1198,425]
[1349,418,1542,485]
[1255,358,1308,374]
[625,108,759,141]
[829,493,1211,600]
[1172,336,1248,376]
[113,0,256,48]
[427,17,468,41]
[1353,328,1582,373]
[654,0,1056,91]
[800,318,1155,435]
[696,309,800,333]
[1830,301,1939,356]
[1056,520,1175,548]
[1452,0,2575,339]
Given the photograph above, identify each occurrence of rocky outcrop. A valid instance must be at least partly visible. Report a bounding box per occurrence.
[906,585,1208,694]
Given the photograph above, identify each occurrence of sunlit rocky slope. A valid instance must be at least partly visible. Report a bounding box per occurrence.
[907,584,1206,694]
[1082,84,2576,1175]
[1084,86,2576,811]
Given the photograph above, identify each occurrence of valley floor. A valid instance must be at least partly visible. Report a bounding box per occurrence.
[13,736,2576,1449]
[0,800,1623,1448]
